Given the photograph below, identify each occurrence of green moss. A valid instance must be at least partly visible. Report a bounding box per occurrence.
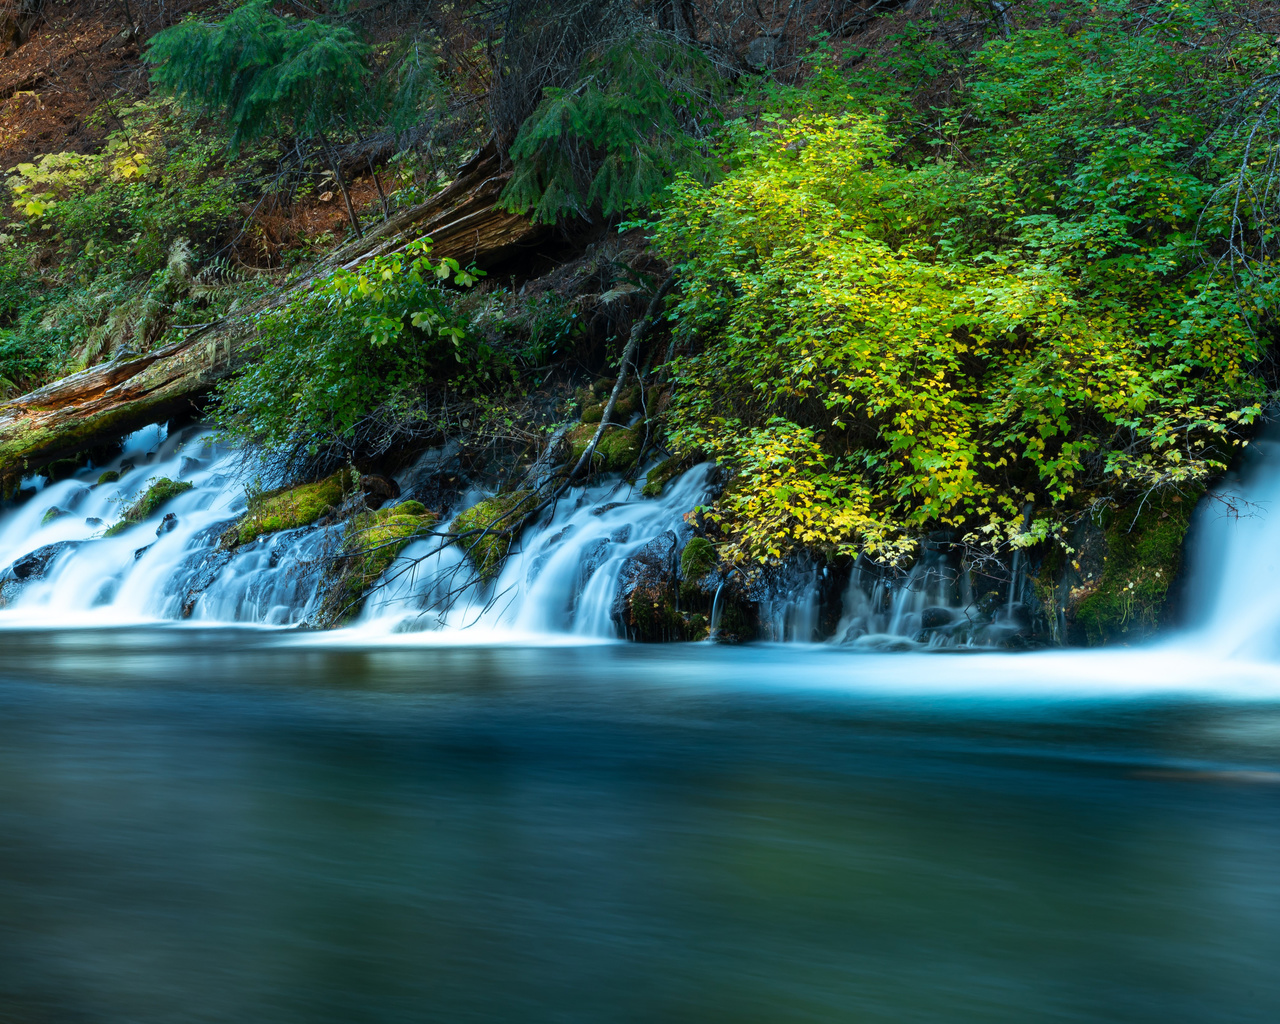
[679,537,716,580]
[103,476,194,535]
[580,385,641,425]
[40,506,69,526]
[451,490,538,577]
[229,470,351,547]
[1072,489,1202,646]
[643,456,685,497]
[567,422,643,472]
[312,502,440,626]
[96,470,120,486]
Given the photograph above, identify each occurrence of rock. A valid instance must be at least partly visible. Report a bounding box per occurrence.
[359,474,401,510]
[96,470,120,486]
[179,456,203,477]
[119,460,135,475]
[133,544,152,560]
[64,486,91,510]
[921,606,956,629]
[173,545,234,619]
[9,540,82,580]
[85,517,104,528]
[156,512,179,536]
[40,506,70,526]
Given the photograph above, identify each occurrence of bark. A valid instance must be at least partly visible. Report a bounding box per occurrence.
[0,147,545,489]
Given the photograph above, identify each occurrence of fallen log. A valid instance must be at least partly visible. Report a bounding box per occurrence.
[0,146,544,494]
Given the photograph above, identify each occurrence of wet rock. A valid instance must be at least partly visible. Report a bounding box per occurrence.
[398,441,465,508]
[156,513,179,536]
[173,542,235,619]
[16,487,35,503]
[84,517,104,528]
[95,470,120,486]
[119,460,135,475]
[40,506,70,526]
[359,474,401,510]
[134,545,153,560]
[9,540,82,580]
[64,486,91,510]
[921,606,956,629]
[179,456,203,478]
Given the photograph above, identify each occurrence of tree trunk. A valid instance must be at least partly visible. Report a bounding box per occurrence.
[319,131,363,239]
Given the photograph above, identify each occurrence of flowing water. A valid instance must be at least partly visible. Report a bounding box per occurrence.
[3,426,1280,1021]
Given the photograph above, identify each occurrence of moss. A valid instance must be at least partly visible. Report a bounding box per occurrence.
[322,502,439,625]
[228,470,351,547]
[103,476,194,535]
[644,456,685,497]
[451,490,538,577]
[679,537,716,580]
[580,385,641,425]
[1071,489,1202,646]
[567,422,643,472]
[96,470,120,486]
[40,506,69,526]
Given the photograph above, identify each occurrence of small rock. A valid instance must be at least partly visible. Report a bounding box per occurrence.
[64,487,91,510]
[921,606,956,629]
[96,470,120,486]
[359,474,401,510]
[40,506,70,526]
[156,512,179,536]
[85,517,104,528]
[119,460,135,475]
[179,456,203,478]
[133,544,153,560]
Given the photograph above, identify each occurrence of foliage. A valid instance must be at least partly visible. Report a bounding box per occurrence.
[146,1,371,152]
[653,4,1274,566]
[0,100,246,393]
[216,239,487,451]
[501,32,723,224]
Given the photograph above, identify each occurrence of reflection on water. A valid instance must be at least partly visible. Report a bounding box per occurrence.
[0,631,1278,1023]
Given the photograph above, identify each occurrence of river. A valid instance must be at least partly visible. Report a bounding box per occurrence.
[1,630,1278,1022]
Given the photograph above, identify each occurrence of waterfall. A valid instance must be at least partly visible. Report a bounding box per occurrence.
[1176,435,1280,660]
[4,419,1280,651]
[0,423,715,638]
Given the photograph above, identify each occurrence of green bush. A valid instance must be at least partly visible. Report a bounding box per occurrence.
[216,239,487,450]
[652,2,1272,566]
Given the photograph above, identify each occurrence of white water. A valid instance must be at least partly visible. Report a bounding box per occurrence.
[2,422,1279,655]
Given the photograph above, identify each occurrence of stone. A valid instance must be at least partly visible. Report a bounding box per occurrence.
[156,512,179,536]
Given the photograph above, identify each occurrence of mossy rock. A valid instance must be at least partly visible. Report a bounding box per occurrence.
[643,456,686,497]
[316,501,438,626]
[679,537,716,580]
[40,506,70,526]
[580,385,642,425]
[226,470,352,548]
[1069,489,1202,646]
[103,477,194,536]
[451,490,539,578]
[96,470,120,486]
[566,422,643,473]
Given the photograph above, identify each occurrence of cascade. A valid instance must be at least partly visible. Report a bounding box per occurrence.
[1,420,1277,649]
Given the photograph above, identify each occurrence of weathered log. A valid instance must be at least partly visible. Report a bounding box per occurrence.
[0,148,543,491]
